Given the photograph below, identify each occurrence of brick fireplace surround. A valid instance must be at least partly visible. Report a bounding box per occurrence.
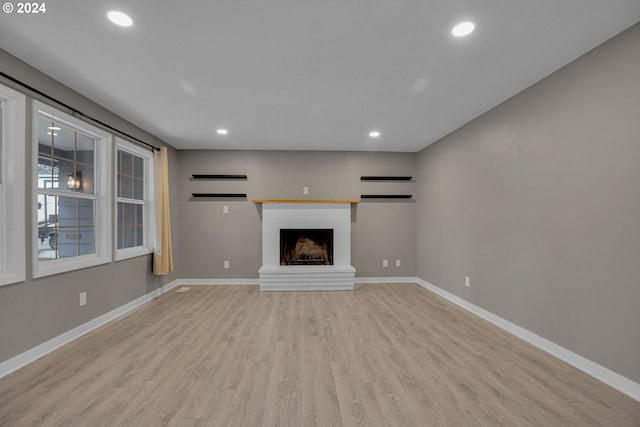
[254,200,357,291]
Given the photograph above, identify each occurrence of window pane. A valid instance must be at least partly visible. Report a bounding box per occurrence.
[38,195,95,261]
[121,151,133,176]
[51,124,76,162]
[38,118,68,159]
[117,203,124,249]
[136,220,143,247]
[133,155,144,179]
[78,198,95,256]
[57,196,78,258]
[37,194,58,261]
[37,156,58,190]
[81,165,94,194]
[76,133,95,167]
[55,158,75,190]
[117,202,144,249]
[36,193,57,260]
[120,175,133,198]
[133,177,144,200]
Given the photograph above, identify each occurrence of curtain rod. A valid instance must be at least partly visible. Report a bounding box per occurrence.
[0,71,160,152]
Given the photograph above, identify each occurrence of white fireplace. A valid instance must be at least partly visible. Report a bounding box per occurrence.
[256,201,357,291]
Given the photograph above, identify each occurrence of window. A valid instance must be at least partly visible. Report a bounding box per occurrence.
[0,83,26,286]
[115,138,154,260]
[33,101,112,277]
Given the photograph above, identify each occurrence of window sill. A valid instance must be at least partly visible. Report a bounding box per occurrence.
[115,246,153,262]
[0,272,26,287]
[33,254,112,278]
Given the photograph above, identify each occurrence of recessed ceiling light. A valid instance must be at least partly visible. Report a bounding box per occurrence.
[216,129,229,135]
[452,22,475,37]
[107,11,133,27]
[369,131,381,138]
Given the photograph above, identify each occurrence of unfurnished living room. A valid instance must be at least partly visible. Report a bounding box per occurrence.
[1,1,640,426]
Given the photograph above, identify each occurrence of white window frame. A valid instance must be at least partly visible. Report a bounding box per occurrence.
[0,83,26,286]
[32,101,112,278]
[114,137,155,261]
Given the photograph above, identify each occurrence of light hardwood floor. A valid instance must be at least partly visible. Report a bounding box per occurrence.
[0,284,638,426]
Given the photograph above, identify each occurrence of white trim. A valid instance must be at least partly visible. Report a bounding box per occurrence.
[415,278,640,402]
[114,246,152,261]
[0,279,179,380]
[32,101,113,278]
[179,277,418,286]
[259,265,355,291]
[258,202,355,290]
[114,137,155,261]
[0,84,26,286]
[180,277,418,285]
[355,276,417,284]
[178,278,260,285]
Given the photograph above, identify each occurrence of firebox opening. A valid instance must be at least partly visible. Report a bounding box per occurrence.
[280,229,334,266]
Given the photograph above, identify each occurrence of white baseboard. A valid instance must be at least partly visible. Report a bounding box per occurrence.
[0,279,180,380]
[178,277,417,286]
[415,278,640,402]
[355,276,417,284]
[178,278,260,285]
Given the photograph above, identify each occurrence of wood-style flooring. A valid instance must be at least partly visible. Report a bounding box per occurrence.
[0,284,638,426]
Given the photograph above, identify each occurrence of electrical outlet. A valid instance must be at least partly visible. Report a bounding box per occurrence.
[303,186,309,195]
[224,260,230,269]
[465,276,470,287]
[223,205,229,214]
[396,259,401,267]
[383,259,388,268]
[80,292,87,306]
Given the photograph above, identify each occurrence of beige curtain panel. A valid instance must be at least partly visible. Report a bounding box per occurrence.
[153,147,174,275]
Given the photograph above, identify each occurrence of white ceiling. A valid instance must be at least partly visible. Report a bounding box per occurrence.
[1,1,639,152]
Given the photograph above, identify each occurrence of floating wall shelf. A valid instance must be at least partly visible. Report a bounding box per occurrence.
[361,194,413,199]
[360,176,412,181]
[191,193,247,198]
[192,174,247,180]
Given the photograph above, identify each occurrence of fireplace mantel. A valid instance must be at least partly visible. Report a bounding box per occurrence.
[257,201,356,291]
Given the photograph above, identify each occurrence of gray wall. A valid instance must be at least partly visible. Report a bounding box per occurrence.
[0,50,180,364]
[416,23,640,383]
[177,150,417,278]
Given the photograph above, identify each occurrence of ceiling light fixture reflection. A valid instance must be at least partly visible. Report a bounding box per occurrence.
[452,21,475,37]
[107,11,133,27]
[46,132,58,136]
[369,131,381,138]
[216,129,229,135]
[48,126,61,130]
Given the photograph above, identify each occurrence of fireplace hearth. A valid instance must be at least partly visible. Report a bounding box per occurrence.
[280,229,333,265]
